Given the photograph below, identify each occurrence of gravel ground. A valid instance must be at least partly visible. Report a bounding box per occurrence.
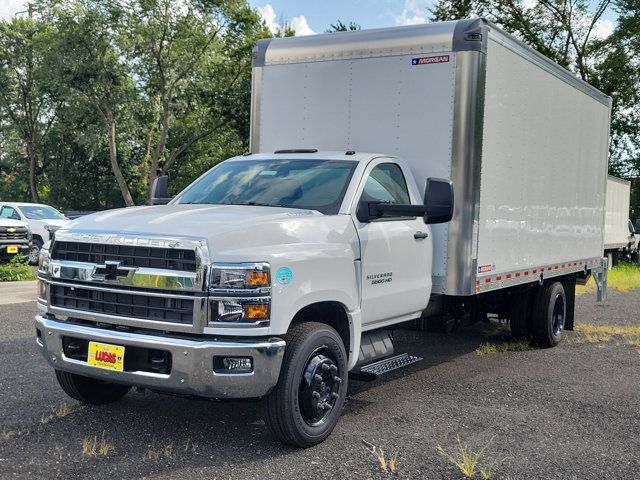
[0,290,638,479]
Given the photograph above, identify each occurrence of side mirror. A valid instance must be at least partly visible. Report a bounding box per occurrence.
[150,175,172,205]
[355,177,454,224]
[423,177,454,224]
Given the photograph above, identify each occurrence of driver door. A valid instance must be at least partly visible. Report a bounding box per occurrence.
[354,161,432,329]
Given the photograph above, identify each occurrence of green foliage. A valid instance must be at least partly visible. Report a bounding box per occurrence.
[327,20,361,32]
[0,255,36,282]
[0,0,267,209]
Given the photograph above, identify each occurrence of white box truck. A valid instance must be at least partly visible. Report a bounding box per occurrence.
[34,19,609,447]
[604,175,637,265]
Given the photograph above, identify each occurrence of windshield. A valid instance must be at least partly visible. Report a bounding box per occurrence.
[20,205,65,220]
[175,159,357,214]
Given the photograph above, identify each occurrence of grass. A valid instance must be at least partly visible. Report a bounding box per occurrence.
[0,255,35,282]
[146,442,175,461]
[183,438,199,454]
[436,438,497,479]
[475,340,531,356]
[362,440,399,474]
[41,402,72,425]
[573,323,640,348]
[576,262,640,295]
[81,431,115,457]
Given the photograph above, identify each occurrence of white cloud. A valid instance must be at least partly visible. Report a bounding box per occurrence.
[395,0,429,26]
[290,15,315,36]
[522,0,537,9]
[592,19,614,39]
[256,3,316,36]
[256,4,278,35]
[0,0,30,21]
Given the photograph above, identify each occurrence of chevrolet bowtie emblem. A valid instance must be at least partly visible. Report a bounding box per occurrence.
[93,261,137,281]
[7,227,16,233]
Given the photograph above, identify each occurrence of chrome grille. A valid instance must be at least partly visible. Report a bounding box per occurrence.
[51,241,197,272]
[50,283,194,324]
[0,227,29,241]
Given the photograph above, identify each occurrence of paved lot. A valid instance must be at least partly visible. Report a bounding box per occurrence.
[0,281,38,305]
[0,290,639,479]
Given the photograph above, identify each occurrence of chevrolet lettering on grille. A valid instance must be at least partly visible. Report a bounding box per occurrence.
[92,261,138,281]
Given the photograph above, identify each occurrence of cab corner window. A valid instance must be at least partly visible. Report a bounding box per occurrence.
[0,206,19,220]
[360,163,411,217]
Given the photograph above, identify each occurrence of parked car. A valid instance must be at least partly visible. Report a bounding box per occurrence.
[0,218,30,262]
[0,202,69,264]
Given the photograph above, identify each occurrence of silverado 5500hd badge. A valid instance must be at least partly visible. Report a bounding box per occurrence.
[366,272,393,285]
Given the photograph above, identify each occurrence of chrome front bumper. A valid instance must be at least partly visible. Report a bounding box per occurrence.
[35,315,286,399]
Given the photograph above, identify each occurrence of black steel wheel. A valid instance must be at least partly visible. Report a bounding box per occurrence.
[532,281,566,347]
[264,322,348,447]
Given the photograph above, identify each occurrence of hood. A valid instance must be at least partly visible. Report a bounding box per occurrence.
[0,218,28,228]
[42,219,69,227]
[61,204,355,261]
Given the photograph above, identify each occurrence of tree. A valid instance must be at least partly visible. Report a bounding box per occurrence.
[120,0,265,199]
[0,16,56,202]
[45,2,138,206]
[327,20,361,32]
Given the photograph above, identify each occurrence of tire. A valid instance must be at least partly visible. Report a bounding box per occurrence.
[509,287,532,341]
[531,281,566,347]
[28,238,42,265]
[263,322,348,448]
[55,370,131,405]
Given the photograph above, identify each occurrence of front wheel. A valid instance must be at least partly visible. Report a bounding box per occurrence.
[263,322,348,447]
[55,370,131,405]
[28,239,42,265]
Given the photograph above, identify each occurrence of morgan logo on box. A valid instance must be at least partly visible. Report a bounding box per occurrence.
[411,55,450,66]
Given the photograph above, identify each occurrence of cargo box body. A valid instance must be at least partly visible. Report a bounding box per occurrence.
[251,19,611,296]
[604,176,632,249]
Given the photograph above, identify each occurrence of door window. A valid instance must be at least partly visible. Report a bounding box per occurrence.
[0,206,20,220]
[360,163,411,217]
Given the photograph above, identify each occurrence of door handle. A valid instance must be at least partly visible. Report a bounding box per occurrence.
[414,231,429,239]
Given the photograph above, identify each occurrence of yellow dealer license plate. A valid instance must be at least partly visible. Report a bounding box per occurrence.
[6,245,18,254]
[88,342,125,372]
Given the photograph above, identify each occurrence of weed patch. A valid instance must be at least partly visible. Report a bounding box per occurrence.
[436,439,497,479]
[476,341,531,356]
[81,431,114,457]
[363,440,398,474]
[41,402,72,424]
[573,323,640,348]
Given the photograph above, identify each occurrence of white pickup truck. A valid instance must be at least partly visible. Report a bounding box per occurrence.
[35,19,609,447]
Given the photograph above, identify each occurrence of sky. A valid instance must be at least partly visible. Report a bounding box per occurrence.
[249,0,616,38]
[0,0,616,38]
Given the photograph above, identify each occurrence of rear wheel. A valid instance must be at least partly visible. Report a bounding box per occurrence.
[264,322,348,447]
[531,281,566,347]
[55,370,131,405]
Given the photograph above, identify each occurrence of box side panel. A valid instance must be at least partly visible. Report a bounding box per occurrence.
[477,37,609,279]
[257,53,457,279]
[604,176,631,248]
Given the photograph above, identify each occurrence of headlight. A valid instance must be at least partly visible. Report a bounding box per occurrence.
[38,247,50,274]
[209,263,271,326]
[210,263,270,292]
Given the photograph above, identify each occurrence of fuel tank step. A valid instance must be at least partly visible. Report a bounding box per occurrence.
[351,353,423,381]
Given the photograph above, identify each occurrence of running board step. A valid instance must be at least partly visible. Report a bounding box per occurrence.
[351,353,423,381]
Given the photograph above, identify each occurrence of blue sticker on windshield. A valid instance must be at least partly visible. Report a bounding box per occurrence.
[276,267,293,285]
